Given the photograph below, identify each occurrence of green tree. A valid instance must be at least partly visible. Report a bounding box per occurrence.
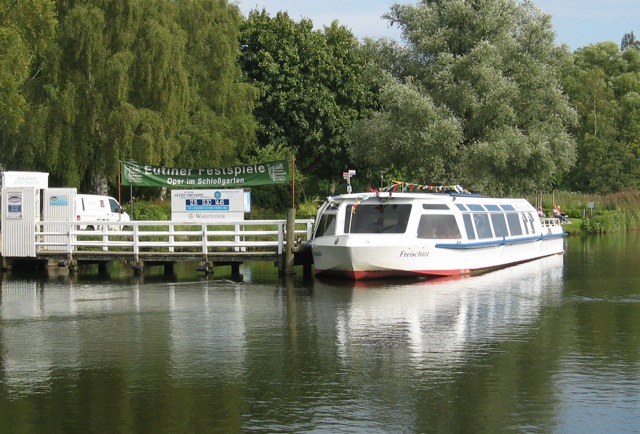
[353,0,577,195]
[1,0,255,194]
[0,0,57,145]
[350,77,462,184]
[562,42,640,193]
[174,0,258,168]
[621,31,640,52]
[239,11,375,182]
[7,0,188,190]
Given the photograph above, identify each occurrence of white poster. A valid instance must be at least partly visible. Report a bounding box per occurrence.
[6,192,23,218]
[171,189,245,221]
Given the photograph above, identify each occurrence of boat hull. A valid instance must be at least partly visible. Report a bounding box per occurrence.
[312,235,566,280]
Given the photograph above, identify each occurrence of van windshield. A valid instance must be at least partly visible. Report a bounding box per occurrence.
[108,198,121,213]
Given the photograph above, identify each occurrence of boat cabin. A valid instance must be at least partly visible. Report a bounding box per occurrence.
[313,193,548,244]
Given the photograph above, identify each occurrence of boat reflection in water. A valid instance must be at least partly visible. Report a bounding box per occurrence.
[314,254,565,370]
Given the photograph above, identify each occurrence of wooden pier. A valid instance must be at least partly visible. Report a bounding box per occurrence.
[1,218,315,277]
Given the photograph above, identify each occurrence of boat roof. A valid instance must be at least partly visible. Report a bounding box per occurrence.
[326,183,532,206]
[379,183,474,195]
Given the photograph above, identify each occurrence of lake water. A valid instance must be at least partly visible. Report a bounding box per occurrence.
[1,234,639,433]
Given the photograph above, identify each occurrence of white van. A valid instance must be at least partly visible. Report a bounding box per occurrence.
[76,194,130,230]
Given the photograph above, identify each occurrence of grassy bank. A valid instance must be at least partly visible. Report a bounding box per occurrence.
[529,190,640,235]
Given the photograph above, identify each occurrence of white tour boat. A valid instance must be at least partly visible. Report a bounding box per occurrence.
[310,183,566,280]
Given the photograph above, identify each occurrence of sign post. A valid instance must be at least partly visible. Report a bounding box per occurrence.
[342,170,356,193]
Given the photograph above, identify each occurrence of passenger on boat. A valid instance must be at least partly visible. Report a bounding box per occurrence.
[538,207,544,217]
[553,206,569,224]
[442,221,461,239]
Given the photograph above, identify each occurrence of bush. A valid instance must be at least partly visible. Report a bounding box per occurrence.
[297,198,321,219]
[130,199,170,221]
[580,210,626,234]
[580,218,603,235]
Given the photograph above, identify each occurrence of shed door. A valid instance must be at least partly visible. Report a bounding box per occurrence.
[1,187,38,257]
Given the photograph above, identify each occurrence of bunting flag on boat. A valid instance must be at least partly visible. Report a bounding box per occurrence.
[380,182,472,194]
[351,194,369,213]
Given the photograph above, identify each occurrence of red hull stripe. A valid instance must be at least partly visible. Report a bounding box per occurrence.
[315,268,470,280]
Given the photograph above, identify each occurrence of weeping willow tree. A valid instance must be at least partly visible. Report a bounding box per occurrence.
[0,0,257,194]
[0,0,57,165]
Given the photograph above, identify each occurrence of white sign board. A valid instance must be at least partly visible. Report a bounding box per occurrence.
[171,189,246,221]
[1,171,49,189]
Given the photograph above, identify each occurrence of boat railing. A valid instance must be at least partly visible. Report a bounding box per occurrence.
[541,217,562,228]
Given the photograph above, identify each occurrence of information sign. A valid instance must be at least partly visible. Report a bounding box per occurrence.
[171,189,246,221]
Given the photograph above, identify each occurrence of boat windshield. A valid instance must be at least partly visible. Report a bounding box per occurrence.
[315,212,337,238]
[344,204,411,234]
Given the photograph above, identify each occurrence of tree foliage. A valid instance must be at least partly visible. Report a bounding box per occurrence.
[239,11,375,180]
[174,0,257,168]
[0,0,256,194]
[562,42,640,193]
[350,77,462,184]
[0,0,57,138]
[621,31,640,52]
[352,0,577,195]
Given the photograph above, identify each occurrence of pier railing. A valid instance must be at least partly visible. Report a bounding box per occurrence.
[34,219,314,262]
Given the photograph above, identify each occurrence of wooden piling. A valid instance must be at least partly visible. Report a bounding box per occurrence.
[285,208,296,275]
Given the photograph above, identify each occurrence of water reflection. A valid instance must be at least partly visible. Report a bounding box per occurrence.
[0,277,251,400]
[313,255,565,371]
[1,244,639,433]
[168,281,248,383]
[304,255,568,433]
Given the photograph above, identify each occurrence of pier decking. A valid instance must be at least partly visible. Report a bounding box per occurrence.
[1,219,315,276]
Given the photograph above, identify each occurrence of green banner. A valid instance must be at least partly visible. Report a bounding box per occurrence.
[121,160,290,188]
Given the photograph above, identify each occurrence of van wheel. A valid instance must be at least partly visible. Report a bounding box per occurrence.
[86,225,95,231]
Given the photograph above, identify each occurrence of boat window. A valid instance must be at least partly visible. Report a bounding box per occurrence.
[491,213,509,237]
[527,213,535,233]
[473,213,494,239]
[521,213,530,234]
[344,204,412,234]
[463,214,476,240]
[314,213,336,238]
[506,213,523,236]
[485,204,501,211]
[468,204,485,211]
[417,215,461,239]
[422,204,450,210]
[455,204,468,211]
[500,204,515,211]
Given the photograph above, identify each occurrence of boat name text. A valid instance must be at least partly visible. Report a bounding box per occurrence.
[399,250,430,258]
